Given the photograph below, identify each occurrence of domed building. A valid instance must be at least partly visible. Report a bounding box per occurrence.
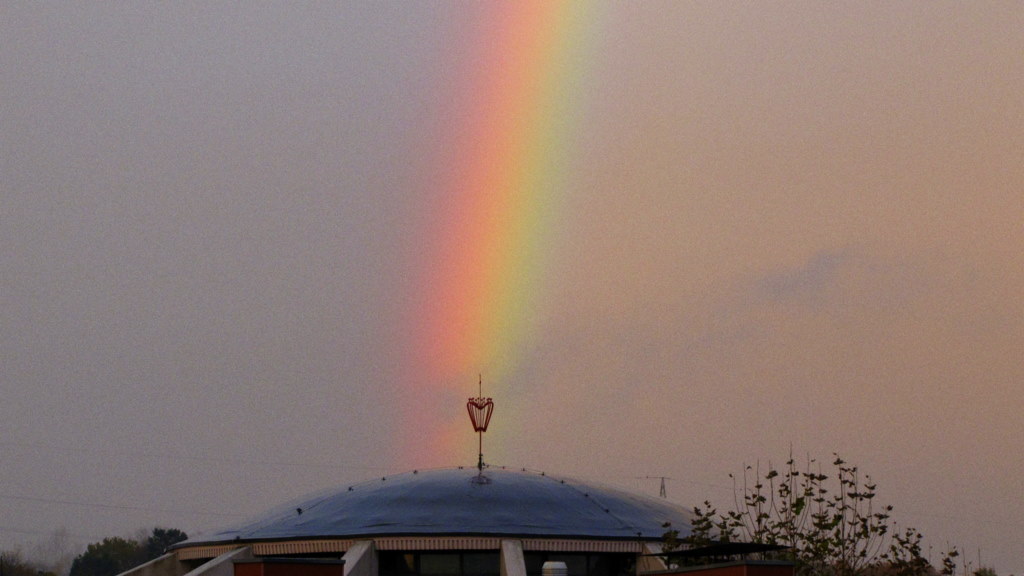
[127,466,694,576]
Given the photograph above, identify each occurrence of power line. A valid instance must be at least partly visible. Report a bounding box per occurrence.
[0,525,103,540]
[0,440,396,474]
[0,493,241,519]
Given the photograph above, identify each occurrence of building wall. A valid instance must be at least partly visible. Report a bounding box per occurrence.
[234,558,345,576]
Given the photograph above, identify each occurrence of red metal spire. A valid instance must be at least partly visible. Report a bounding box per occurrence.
[467,374,494,473]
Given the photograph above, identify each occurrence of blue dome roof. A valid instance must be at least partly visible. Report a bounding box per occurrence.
[181,467,693,546]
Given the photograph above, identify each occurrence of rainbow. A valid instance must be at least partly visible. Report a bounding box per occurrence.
[396,4,608,467]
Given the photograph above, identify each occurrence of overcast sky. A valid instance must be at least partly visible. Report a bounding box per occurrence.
[2,3,1022,574]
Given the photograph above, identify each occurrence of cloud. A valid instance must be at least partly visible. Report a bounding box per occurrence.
[756,249,849,306]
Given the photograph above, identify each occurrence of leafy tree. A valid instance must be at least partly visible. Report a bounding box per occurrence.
[141,529,187,560]
[68,537,141,576]
[676,454,961,576]
[69,528,188,576]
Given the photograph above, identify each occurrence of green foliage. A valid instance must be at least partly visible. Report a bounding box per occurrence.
[940,549,961,576]
[68,528,187,576]
[141,529,187,561]
[68,537,141,576]
[660,522,683,554]
[674,454,963,576]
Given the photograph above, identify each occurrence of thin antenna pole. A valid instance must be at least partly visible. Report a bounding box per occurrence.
[639,476,671,498]
[477,374,483,472]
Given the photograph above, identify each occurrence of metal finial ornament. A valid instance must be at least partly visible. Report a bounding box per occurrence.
[466,374,494,478]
